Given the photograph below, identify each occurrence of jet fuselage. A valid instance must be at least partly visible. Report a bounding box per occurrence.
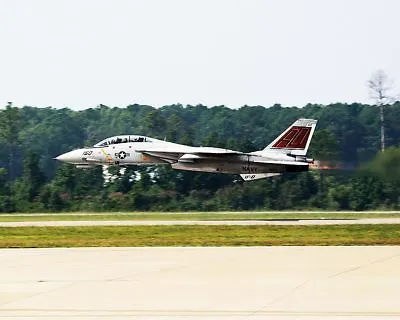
[55,119,317,180]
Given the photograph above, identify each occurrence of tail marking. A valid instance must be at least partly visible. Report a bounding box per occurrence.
[272,126,311,149]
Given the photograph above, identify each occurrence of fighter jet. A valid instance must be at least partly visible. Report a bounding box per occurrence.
[55,118,317,181]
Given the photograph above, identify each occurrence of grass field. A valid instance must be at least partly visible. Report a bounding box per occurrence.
[1,224,399,248]
[1,211,400,222]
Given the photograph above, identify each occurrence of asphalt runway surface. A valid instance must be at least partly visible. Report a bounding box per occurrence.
[1,246,400,319]
[1,217,400,227]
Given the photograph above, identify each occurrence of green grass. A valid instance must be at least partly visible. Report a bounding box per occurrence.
[1,211,400,222]
[1,224,399,248]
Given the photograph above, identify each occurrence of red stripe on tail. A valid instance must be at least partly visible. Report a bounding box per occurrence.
[272,126,311,149]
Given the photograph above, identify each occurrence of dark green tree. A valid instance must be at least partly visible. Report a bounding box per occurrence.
[22,151,46,202]
[0,102,23,179]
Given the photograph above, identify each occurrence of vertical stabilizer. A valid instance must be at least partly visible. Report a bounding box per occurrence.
[264,118,317,156]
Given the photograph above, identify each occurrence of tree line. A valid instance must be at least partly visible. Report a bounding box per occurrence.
[0,102,399,212]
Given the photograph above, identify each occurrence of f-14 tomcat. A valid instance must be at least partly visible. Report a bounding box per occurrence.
[55,118,317,181]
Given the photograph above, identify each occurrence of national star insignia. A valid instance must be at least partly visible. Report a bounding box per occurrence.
[118,151,127,159]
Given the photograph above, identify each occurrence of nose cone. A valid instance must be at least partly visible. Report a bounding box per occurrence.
[55,149,83,164]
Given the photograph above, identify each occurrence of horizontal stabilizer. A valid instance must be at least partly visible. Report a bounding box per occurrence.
[240,173,281,181]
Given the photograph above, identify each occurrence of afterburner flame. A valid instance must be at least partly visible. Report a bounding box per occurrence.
[310,160,344,170]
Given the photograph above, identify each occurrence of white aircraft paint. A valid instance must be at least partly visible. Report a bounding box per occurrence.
[55,119,317,180]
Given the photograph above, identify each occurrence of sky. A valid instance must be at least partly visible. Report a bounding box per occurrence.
[1,0,400,110]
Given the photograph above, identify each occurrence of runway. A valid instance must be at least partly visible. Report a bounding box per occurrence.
[1,217,400,227]
[1,246,400,319]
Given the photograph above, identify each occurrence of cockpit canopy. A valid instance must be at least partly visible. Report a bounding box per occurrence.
[94,135,152,147]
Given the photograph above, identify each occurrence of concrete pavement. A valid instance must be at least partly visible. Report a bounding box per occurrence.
[1,246,400,319]
[1,217,400,227]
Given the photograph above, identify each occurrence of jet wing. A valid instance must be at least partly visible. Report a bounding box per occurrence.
[136,145,309,167]
[136,146,243,163]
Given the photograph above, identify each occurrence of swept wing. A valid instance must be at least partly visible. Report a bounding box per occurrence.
[135,145,244,163]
